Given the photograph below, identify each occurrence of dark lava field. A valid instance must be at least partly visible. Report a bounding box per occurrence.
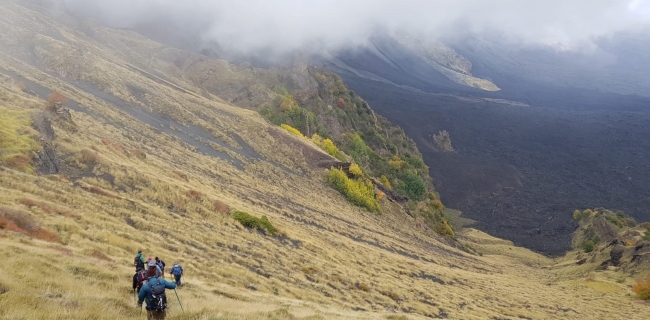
[330,39,650,255]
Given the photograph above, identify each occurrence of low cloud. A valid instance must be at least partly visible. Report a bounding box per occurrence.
[64,0,650,54]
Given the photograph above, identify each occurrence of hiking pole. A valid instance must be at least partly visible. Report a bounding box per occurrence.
[173,288,184,312]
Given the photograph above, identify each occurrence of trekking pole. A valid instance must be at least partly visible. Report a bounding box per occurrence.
[174,288,184,312]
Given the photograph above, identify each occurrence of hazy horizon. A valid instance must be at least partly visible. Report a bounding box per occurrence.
[63,0,650,56]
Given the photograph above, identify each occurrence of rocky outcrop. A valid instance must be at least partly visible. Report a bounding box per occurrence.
[592,216,619,243]
[31,112,60,174]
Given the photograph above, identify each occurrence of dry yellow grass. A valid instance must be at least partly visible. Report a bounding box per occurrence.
[0,2,648,319]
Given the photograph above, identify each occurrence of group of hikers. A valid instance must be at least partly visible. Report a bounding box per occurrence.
[133,250,184,319]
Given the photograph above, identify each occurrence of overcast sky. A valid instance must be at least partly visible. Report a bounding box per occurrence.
[64,0,650,54]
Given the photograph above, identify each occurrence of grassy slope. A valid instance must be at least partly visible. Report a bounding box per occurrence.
[0,1,648,319]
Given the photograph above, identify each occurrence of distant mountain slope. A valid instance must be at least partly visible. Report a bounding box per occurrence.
[326,32,650,255]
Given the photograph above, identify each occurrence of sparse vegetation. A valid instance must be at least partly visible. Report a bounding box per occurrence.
[281,123,303,137]
[380,175,391,189]
[583,240,595,253]
[213,199,230,214]
[573,209,582,221]
[348,163,363,177]
[78,149,103,165]
[327,168,379,212]
[0,109,40,173]
[633,276,650,300]
[47,91,66,109]
[312,134,345,161]
[232,211,278,235]
[432,130,454,152]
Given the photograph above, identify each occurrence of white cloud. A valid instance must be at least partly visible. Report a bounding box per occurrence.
[64,0,650,54]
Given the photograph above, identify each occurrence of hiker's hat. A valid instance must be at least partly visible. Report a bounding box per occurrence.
[148,260,156,267]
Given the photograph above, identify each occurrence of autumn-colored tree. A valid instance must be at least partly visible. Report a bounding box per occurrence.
[336,98,346,108]
[47,92,67,108]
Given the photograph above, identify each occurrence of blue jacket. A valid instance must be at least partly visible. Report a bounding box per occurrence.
[135,253,145,264]
[137,277,176,307]
[170,265,183,276]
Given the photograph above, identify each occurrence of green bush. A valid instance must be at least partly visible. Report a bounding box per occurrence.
[583,240,595,253]
[258,216,278,235]
[396,171,426,200]
[232,211,277,235]
[328,168,379,212]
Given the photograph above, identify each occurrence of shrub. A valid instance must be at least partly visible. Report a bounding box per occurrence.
[258,216,278,235]
[184,190,203,200]
[79,149,102,165]
[281,124,303,137]
[573,209,582,221]
[322,139,345,160]
[213,200,230,214]
[429,200,443,212]
[312,134,345,160]
[633,276,650,300]
[231,211,277,235]
[435,219,455,238]
[396,171,427,200]
[583,240,595,253]
[336,98,346,108]
[327,168,379,212]
[380,175,392,189]
[47,92,67,108]
[348,163,363,177]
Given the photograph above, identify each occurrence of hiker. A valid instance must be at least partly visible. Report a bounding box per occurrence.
[147,259,162,278]
[137,266,176,319]
[134,250,145,272]
[132,269,147,293]
[169,262,183,286]
[155,257,166,278]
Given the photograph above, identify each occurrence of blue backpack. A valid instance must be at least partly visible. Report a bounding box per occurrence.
[146,278,167,311]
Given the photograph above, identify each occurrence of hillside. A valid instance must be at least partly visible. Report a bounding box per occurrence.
[326,31,650,255]
[1,1,650,319]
